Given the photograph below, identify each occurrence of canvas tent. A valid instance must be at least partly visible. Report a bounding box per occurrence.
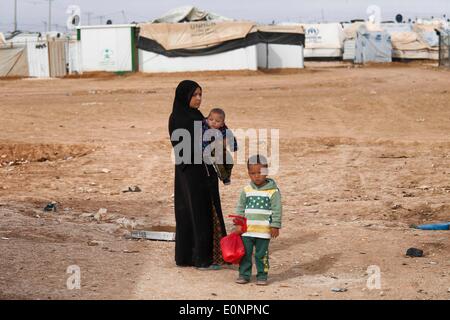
[0,46,29,77]
[77,24,137,73]
[299,23,345,58]
[138,21,305,72]
[152,5,232,23]
[382,23,439,60]
[343,22,365,60]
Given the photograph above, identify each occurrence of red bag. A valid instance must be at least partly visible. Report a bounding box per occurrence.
[220,232,245,264]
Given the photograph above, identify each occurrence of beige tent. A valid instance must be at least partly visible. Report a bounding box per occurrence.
[0,46,29,77]
[139,21,255,50]
[138,21,305,72]
[390,31,438,60]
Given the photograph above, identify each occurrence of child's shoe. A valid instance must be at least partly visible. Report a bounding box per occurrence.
[256,279,268,286]
[235,277,249,284]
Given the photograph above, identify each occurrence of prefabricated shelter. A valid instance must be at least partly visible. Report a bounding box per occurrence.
[77,24,137,73]
[354,25,392,63]
[137,21,305,72]
[299,23,345,58]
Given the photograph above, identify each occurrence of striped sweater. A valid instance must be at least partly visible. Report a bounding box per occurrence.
[236,178,282,239]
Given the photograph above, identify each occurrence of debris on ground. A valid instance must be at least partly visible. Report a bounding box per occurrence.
[130,230,176,241]
[406,248,424,257]
[115,217,138,230]
[331,288,348,292]
[94,208,108,222]
[123,249,140,254]
[122,186,142,193]
[43,202,57,212]
[87,240,104,246]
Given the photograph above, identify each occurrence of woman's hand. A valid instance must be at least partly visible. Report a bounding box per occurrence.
[270,228,280,239]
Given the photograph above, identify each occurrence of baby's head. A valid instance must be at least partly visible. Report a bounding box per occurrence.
[207,108,225,129]
[247,154,269,187]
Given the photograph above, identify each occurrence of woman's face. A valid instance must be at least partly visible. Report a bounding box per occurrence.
[189,87,202,109]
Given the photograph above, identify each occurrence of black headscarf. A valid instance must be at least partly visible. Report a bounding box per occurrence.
[169,80,204,163]
[171,80,204,123]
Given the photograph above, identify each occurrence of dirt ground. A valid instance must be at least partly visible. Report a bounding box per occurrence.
[1,62,450,300]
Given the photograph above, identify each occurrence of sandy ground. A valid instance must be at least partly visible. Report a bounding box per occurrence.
[1,63,450,300]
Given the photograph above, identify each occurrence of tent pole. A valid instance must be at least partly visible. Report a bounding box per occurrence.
[14,0,18,31]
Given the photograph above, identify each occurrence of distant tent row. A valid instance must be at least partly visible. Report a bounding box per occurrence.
[2,6,449,78]
[342,21,445,63]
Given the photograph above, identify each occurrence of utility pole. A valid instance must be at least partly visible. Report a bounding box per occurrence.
[98,15,105,25]
[43,21,47,32]
[121,10,127,24]
[46,0,54,32]
[14,0,18,31]
[86,12,93,26]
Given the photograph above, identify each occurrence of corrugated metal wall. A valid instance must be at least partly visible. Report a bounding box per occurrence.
[48,39,67,77]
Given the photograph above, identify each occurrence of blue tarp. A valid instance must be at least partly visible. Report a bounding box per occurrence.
[355,27,392,63]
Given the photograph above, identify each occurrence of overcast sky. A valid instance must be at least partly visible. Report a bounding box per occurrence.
[1,0,449,32]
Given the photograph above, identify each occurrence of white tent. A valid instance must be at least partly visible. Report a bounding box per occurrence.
[77,24,137,73]
[300,23,345,58]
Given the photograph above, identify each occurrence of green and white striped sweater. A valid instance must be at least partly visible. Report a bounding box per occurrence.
[236,178,282,239]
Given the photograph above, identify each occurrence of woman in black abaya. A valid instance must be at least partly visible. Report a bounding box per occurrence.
[168,80,227,269]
